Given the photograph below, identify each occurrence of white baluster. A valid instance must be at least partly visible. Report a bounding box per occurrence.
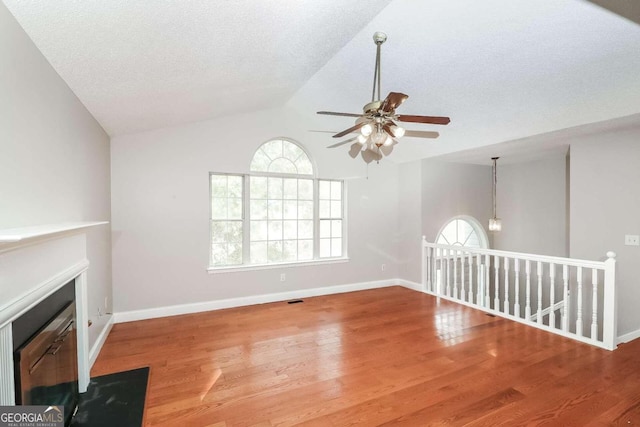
[514,259,520,318]
[562,265,569,332]
[476,254,483,307]
[549,263,556,329]
[525,260,532,320]
[591,268,598,340]
[537,261,543,325]
[485,254,491,308]
[504,257,510,315]
[468,252,474,304]
[446,249,451,297]
[425,245,431,292]
[460,251,466,302]
[494,255,500,311]
[577,267,583,337]
[453,249,458,300]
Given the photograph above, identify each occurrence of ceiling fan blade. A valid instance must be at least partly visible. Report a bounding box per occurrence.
[381,92,409,112]
[327,137,357,149]
[333,122,366,138]
[317,111,363,118]
[396,115,450,125]
[404,130,440,139]
[349,143,361,158]
[361,148,383,164]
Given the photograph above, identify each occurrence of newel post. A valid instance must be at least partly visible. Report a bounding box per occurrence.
[602,251,617,350]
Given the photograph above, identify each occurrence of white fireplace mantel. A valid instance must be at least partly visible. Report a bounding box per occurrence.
[0,221,108,405]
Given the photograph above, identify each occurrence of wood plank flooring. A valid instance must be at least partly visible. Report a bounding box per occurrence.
[92,286,640,426]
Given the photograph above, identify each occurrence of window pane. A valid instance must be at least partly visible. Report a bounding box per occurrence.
[268,200,283,219]
[283,141,304,161]
[250,176,268,199]
[228,198,242,220]
[295,158,313,175]
[227,243,243,265]
[283,220,297,239]
[319,200,330,218]
[298,240,313,260]
[211,243,227,266]
[250,199,267,220]
[268,177,283,199]
[211,198,227,220]
[298,180,313,200]
[250,220,268,241]
[330,201,342,218]
[283,179,298,199]
[319,181,330,199]
[268,241,283,262]
[320,220,331,238]
[441,221,457,244]
[331,181,342,200]
[283,240,297,261]
[320,238,331,258]
[227,221,243,243]
[298,220,313,239]
[332,220,342,238]
[250,149,271,172]
[269,158,297,174]
[250,242,268,264]
[298,201,313,220]
[211,175,228,198]
[331,238,342,257]
[283,200,297,219]
[262,140,283,160]
[228,176,243,198]
[211,221,226,243]
[268,220,283,240]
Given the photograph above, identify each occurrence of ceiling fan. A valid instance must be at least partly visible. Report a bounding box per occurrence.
[317,32,450,164]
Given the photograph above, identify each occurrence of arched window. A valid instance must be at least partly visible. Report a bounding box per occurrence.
[436,216,488,249]
[250,139,314,175]
[209,138,344,269]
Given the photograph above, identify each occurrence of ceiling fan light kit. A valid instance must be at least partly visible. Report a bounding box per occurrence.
[317,32,451,164]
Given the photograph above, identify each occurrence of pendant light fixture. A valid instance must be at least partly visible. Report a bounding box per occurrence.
[489,157,502,232]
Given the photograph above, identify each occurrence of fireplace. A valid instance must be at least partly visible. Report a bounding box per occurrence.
[12,281,78,426]
[0,222,107,407]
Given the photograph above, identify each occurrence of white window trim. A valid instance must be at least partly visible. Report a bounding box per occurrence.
[207,256,349,274]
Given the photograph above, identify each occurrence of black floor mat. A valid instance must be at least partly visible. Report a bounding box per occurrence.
[71,367,149,427]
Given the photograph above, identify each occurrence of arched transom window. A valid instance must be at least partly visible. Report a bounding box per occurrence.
[250,139,313,175]
[436,216,488,249]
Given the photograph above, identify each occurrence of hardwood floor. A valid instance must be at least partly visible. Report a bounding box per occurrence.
[92,286,640,426]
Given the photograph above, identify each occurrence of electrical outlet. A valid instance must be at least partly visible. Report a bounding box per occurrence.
[381,264,386,271]
[625,235,640,246]
[280,273,286,282]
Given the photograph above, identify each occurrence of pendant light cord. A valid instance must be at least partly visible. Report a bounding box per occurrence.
[492,157,499,218]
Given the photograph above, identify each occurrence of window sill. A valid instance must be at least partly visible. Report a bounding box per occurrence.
[207,257,350,274]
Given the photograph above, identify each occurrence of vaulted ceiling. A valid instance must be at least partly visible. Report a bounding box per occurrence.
[5,0,640,162]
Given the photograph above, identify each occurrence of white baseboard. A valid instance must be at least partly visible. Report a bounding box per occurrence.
[617,328,640,344]
[89,314,114,368]
[113,279,408,324]
[396,279,423,292]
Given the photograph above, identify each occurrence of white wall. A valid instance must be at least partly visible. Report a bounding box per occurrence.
[493,153,568,256]
[0,3,112,348]
[397,161,423,283]
[110,107,400,313]
[570,128,640,338]
[422,160,493,244]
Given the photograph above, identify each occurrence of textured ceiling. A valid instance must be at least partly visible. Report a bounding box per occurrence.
[3,0,392,136]
[5,0,640,163]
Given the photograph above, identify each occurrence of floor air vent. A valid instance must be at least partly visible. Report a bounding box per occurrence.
[287,299,304,304]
